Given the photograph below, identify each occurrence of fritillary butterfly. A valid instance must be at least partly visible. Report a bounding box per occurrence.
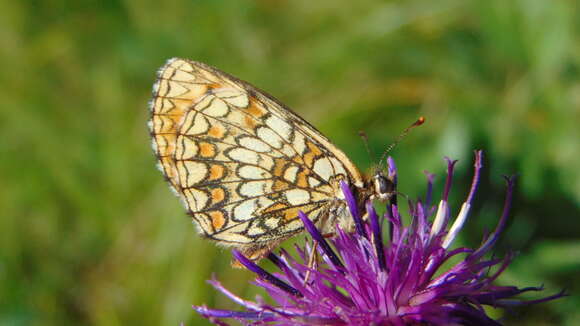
[148,58,394,261]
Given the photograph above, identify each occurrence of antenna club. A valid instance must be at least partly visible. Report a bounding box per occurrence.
[377,117,425,166]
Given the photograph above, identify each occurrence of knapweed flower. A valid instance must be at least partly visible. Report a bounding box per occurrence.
[194,151,565,325]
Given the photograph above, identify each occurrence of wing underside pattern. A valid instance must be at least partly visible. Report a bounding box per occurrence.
[149,58,363,255]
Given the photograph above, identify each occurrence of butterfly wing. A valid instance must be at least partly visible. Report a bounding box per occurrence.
[148,58,364,258]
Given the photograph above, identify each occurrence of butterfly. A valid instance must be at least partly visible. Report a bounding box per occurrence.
[148,58,397,262]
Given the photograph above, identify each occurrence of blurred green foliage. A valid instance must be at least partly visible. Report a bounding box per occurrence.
[0,0,578,325]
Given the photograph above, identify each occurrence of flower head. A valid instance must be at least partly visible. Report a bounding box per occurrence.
[194,151,565,325]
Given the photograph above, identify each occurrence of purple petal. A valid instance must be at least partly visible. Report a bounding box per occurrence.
[232,250,302,297]
[194,306,273,319]
[387,156,397,185]
[466,150,483,205]
[298,211,344,270]
[367,201,386,270]
[340,180,366,238]
[442,157,458,201]
[470,176,515,261]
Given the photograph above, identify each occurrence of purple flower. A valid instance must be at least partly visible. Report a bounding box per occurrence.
[194,151,565,325]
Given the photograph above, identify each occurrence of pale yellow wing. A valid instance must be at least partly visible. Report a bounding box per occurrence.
[148,58,364,256]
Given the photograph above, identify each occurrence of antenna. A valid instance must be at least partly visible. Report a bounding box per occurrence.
[378,116,425,166]
[358,130,375,162]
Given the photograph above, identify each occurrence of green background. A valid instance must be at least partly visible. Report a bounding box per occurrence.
[1,0,578,325]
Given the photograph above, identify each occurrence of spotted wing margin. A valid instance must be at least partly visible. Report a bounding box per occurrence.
[148,58,361,255]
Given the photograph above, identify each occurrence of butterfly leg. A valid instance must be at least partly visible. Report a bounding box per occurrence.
[302,232,335,284]
[303,240,319,285]
[231,240,283,268]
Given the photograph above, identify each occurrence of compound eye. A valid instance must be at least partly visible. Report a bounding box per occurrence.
[378,177,388,194]
[373,174,393,196]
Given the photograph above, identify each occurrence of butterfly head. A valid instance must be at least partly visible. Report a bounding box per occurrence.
[371,170,396,203]
[362,117,425,203]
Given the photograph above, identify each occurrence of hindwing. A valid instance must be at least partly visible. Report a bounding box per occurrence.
[148,58,365,258]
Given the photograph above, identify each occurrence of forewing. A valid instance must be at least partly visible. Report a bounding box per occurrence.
[148,58,363,248]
